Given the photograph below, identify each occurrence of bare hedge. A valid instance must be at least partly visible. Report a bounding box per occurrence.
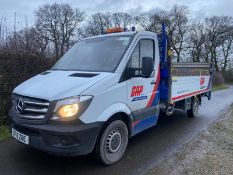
[0,53,55,124]
[213,72,225,86]
[222,70,233,83]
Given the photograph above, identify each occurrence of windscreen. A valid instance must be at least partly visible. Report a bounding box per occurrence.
[52,36,132,72]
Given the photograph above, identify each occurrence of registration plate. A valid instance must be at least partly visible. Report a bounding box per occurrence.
[12,128,29,145]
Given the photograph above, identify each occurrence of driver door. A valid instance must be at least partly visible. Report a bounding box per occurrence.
[126,38,160,133]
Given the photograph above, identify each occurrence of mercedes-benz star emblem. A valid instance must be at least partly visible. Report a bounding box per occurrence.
[16,98,24,113]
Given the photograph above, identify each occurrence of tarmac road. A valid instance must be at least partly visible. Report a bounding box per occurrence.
[0,86,233,175]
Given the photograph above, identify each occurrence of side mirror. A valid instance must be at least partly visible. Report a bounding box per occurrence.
[142,57,153,78]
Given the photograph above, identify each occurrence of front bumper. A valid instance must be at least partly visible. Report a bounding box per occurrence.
[10,116,103,156]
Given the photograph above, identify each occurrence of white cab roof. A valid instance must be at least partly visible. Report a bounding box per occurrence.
[82,30,157,41]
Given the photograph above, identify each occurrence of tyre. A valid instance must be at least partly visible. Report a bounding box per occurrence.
[95,120,128,165]
[187,97,199,118]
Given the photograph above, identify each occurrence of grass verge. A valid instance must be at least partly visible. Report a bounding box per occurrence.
[212,83,229,91]
[0,125,10,141]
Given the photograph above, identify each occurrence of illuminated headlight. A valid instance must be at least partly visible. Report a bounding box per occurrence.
[51,96,93,121]
[58,103,79,118]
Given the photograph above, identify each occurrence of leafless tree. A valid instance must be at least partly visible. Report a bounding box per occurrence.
[188,22,206,62]
[220,33,233,70]
[134,10,169,32]
[135,5,189,62]
[167,5,189,62]
[79,12,113,38]
[204,16,233,71]
[112,12,133,28]
[218,18,233,70]
[134,14,151,31]
[35,3,85,59]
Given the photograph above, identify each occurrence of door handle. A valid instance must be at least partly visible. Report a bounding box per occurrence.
[151,80,157,85]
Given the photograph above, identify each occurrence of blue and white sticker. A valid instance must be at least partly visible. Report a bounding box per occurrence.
[132,95,147,102]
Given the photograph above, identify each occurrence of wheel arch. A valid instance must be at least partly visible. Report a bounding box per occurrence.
[103,112,133,137]
[96,103,134,139]
[96,103,132,122]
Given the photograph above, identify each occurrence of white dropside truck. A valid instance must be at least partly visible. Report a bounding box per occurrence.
[10,25,213,165]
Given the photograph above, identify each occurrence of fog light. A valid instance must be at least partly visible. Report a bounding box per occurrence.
[60,136,79,146]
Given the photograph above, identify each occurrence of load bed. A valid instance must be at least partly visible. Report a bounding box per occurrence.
[168,62,212,103]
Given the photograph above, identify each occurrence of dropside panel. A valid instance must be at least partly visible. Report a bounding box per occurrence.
[169,63,212,103]
[171,76,211,102]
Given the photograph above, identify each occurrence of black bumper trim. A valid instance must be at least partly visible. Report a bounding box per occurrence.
[11,121,104,156]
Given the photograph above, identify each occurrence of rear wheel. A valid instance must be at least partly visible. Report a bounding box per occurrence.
[187,97,199,118]
[96,120,128,165]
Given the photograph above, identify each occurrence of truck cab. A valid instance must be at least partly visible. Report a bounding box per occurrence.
[10,26,212,165]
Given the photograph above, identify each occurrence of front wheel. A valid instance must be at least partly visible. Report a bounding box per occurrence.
[187,97,199,118]
[95,120,128,165]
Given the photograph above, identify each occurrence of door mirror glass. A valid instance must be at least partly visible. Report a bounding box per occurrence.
[142,57,153,78]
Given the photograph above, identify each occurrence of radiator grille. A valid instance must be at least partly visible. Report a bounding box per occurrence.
[12,94,50,120]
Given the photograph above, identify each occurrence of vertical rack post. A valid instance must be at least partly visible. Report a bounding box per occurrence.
[161,21,167,64]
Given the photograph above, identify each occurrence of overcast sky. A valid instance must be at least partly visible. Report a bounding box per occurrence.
[1,0,233,27]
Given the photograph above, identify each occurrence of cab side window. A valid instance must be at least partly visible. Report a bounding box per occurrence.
[140,40,154,60]
[129,44,140,68]
[128,39,154,76]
